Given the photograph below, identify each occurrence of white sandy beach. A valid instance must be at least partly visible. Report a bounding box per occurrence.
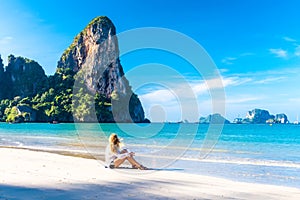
[0,148,299,200]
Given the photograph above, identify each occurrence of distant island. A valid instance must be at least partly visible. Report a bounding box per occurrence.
[199,109,290,124]
[0,16,149,123]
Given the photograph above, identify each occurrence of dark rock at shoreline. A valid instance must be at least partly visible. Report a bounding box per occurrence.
[16,105,37,122]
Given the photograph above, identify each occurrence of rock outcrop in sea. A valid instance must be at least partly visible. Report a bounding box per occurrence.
[199,113,230,124]
[201,109,290,124]
[244,109,273,124]
[235,109,289,124]
[275,113,288,124]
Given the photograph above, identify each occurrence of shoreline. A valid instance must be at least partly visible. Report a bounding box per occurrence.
[1,147,300,199]
[1,144,300,188]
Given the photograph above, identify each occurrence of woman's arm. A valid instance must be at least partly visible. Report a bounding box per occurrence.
[115,152,130,159]
[115,149,135,159]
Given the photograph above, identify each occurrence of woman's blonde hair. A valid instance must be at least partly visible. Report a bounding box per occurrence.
[109,133,120,154]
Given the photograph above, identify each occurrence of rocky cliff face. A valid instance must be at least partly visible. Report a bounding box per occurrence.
[0,55,48,100]
[275,113,289,124]
[0,55,5,99]
[245,109,273,124]
[0,55,3,73]
[57,16,146,122]
[243,108,289,124]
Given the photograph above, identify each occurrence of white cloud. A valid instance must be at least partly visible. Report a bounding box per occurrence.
[139,76,252,110]
[226,96,262,104]
[221,53,254,65]
[281,37,300,57]
[0,36,13,44]
[190,77,232,96]
[221,57,237,65]
[295,45,300,57]
[269,48,288,58]
[137,65,300,122]
[283,36,297,42]
[193,76,252,91]
[219,68,229,73]
[139,89,177,105]
[232,66,300,77]
[139,87,200,122]
[190,81,207,95]
[139,76,236,122]
[254,76,286,84]
[281,37,300,58]
[224,77,252,87]
[139,89,180,122]
[288,98,300,103]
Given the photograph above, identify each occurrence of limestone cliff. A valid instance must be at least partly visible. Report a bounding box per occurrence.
[0,55,5,99]
[57,16,146,123]
[244,109,273,124]
[275,113,289,124]
[0,55,4,73]
[0,55,48,99]
[243,109,289,124]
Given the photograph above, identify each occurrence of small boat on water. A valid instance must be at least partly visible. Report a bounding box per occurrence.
[49,119,59,124]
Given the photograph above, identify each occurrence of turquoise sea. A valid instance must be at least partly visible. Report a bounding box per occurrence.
[0,123,299,188]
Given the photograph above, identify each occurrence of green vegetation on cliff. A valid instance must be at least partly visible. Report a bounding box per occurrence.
[0,62,112,123]
[0,56,145,123]
[0,16,147,123]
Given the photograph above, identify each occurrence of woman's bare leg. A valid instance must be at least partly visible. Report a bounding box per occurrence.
[126,156,142,167]
[119,150,141,168]
[127,156,147,169]
[113,150,148,169]
[114,157,127,168]
[114,156,146,169]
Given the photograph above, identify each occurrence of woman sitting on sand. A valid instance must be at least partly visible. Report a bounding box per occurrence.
[108,133,148,170]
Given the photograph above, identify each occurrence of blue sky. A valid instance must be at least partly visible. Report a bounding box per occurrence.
[1,0,300,122]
